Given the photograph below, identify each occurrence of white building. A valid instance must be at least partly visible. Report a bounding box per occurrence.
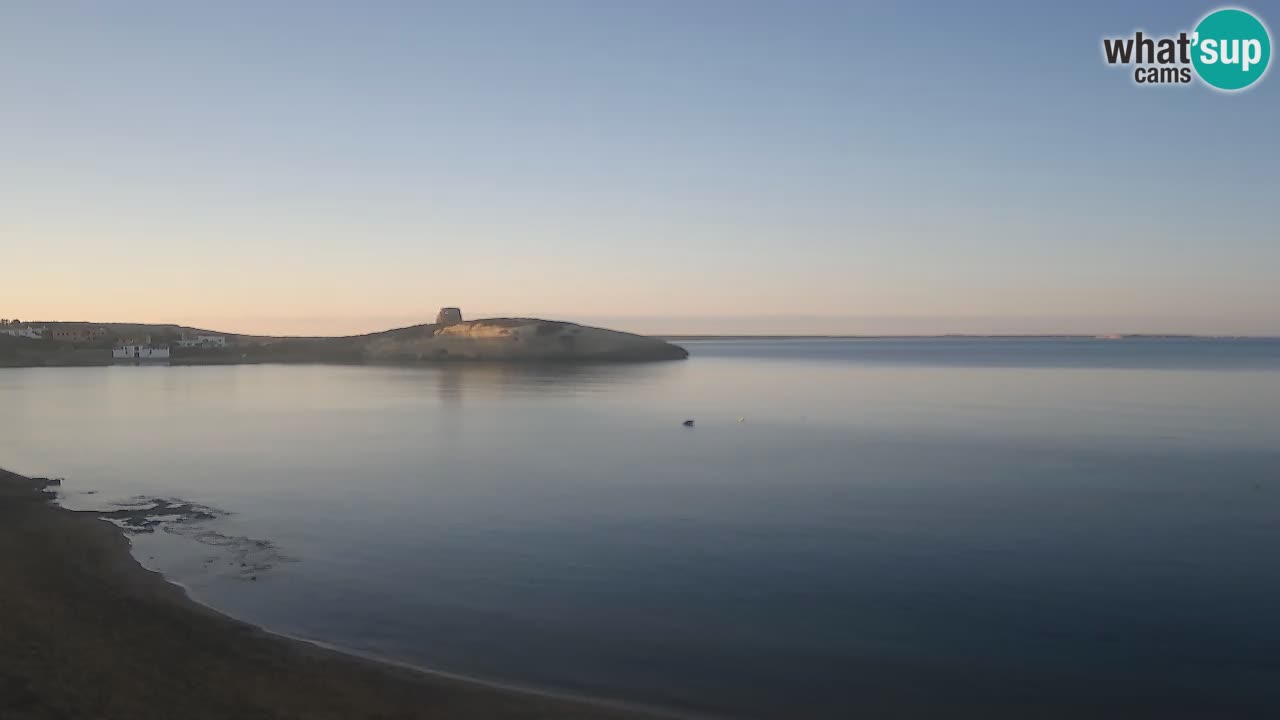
[112,344,171,360]
[176,334,227,348]
[1,325,46,339]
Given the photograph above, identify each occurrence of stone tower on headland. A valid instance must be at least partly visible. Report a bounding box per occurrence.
[435,307,462,326]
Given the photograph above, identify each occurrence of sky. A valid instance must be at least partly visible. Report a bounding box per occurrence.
[2,0,1277,336]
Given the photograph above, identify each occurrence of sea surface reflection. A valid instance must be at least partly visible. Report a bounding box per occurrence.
[3,338,1280,718]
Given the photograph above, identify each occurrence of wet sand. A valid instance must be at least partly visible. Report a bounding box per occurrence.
[0,467,660,720]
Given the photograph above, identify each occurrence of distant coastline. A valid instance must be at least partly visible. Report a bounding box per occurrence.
[7,320,1275,369]
[661,334,1263,341]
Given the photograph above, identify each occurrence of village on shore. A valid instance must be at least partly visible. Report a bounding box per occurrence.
[0,319,228,362]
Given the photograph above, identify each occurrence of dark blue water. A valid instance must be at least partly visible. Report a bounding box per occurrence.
[3,338,1280,718]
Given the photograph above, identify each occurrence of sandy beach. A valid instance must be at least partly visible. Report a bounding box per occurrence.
[0,467,661,720]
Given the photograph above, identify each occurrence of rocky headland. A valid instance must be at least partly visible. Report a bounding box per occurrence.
[0,309,689,367]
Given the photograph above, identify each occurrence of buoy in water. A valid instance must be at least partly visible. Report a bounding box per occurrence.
[682,420,695,427]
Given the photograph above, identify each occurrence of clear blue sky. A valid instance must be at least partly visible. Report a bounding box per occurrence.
[2,1,1276,335]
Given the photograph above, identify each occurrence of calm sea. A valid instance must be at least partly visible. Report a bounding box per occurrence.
[3,338,1280,718]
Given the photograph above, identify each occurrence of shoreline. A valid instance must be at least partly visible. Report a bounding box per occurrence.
[158,577,695,720]
[0,467,672,720]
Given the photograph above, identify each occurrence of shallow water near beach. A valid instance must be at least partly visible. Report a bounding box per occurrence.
[4,338,1280,718]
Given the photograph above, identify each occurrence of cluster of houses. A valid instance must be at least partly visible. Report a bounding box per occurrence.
[0,322,228,362]
[175,334,228,349]
[113,336,171,360]
[1,323,114,343]
[111,333,228,360]
[0,324,47,340]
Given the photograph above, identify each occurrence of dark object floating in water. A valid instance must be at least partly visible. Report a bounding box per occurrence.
[682,420,695,427]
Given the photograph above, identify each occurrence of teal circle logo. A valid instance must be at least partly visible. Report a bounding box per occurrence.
[1192,8,1271,91]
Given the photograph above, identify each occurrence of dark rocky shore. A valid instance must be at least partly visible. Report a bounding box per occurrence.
[0,468,659,720]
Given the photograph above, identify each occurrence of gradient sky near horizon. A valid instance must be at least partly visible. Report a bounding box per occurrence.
[2,0,1277,336]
